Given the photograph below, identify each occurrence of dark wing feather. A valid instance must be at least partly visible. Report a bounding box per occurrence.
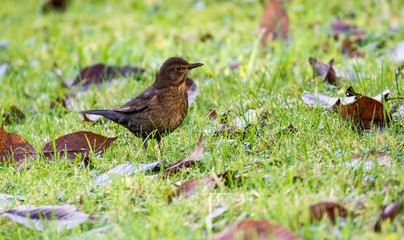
[112,85,156,113]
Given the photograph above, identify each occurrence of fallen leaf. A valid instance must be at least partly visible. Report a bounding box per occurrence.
[0,118,37,162]
[330,21,365,40]
[55,63,145,91]
[308,58,338,86]
[301,91,342,108]
[167,176,217,203]
[0,193,22,210]
[185,78,198,106]
[41,0,70,13]
[210,219,301,240]
[2,204,95,232]
[206,207,228,223]
[162,134,203,177]
[71,63,144,90]
[41,131,117,162]
[93,160,166,185]
[348,152,392,170]
[341,38,365,58]
[328,96,391,130]
[374,202,404,232]
[310,201,348,223]
[81,114,102,123]
[259,0,290,44]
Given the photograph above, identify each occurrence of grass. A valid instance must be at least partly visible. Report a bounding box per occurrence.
[0,0,403,239]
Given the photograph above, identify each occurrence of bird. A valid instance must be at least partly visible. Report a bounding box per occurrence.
[79,57,203,151]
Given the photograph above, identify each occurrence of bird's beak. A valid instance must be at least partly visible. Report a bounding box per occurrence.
[188,63,203,69]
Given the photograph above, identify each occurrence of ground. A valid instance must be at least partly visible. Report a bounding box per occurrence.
[0,0,403,239]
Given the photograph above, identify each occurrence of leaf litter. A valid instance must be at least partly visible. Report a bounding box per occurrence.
[93,160,166,185]
[2,204,95,232]
[210,219,301,240]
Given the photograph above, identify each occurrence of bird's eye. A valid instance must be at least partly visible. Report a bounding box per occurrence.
[176,67,181,71]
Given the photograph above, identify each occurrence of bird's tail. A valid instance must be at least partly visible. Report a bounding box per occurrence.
[79,109,120,123]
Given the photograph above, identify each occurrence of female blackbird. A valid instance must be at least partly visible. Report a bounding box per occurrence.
[80,57,203,150]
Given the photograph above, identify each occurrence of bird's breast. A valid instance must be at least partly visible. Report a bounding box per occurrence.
[152,85,188,132]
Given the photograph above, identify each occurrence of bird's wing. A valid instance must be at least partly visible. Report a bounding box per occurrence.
[112,86,157,113]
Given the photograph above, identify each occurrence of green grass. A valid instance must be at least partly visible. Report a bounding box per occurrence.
[0,0,403,239]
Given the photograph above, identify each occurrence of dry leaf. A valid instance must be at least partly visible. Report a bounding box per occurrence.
[374,202,404,232]
[310,202,348,223]
[308,57,338,86]
[301,91,342,108]
[210,219,301,240]
[167,177,217,203]
[93,160,166,185]
[330,21,365,40]
[41,131,117,162]
[162,134,203,177]
[259,0,289,44]
[328,96,391,130]
[0,119,36,162]
[3,204,95,232]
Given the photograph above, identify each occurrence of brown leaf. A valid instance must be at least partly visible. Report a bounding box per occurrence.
[330,21,365,40]
[185,78,198,106]
[328,96,391,130]
[310,202,348,223]
[71,63,144,90]
[308,58,338,86]
[374,202,404,232]
[41,0,70,13]
[162,134,203,176]
[0,119,36,162]
[208,109,218,121]
[259,0,290,44]
[41,131,117,162]
[3,204,95,232]
[167,176,217,203]
[55,63,145,91]
[341,38,365,58]
[210,219,301,240]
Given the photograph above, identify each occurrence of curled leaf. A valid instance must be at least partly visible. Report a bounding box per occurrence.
[310,202,348,223]
[94,160,166,185]
[0,119,36,162]
[308,57,338,86]
[210,219,301,240]
[41,131,117,162]
[162,134,203,177]
[3,204,94,232]
[168,177,217,203]
[374,202,404,232]
[259,0,289,44]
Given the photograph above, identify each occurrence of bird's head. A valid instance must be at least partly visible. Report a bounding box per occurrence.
[155,57,203,88]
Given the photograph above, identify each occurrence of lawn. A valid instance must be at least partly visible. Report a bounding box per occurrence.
[0,0,403,239]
